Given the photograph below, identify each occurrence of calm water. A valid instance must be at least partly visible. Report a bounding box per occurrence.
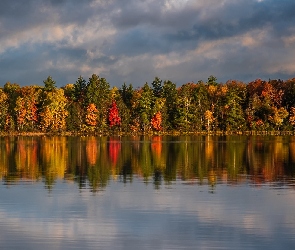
[0,135,295,249]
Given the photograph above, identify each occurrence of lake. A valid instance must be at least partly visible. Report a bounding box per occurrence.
[0,135,295,249]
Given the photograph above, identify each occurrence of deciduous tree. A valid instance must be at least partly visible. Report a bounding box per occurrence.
[108,101,121,127]
[0,89,9,130]
[85,103,98,127]
[151,111,162,131]
[39,86,68,132]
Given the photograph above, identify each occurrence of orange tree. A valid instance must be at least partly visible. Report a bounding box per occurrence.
[14,86,40,131]
[85,103,99,130]
[151,111,162,131]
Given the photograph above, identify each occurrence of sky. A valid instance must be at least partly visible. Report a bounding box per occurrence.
[0,0,295,88]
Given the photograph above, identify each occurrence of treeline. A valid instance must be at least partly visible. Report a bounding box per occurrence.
[1,74,295,134]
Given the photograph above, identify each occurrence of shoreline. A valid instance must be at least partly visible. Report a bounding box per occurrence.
[1,130,294,137]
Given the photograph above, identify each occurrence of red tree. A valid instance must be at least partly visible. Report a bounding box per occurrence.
[108,101,121,127]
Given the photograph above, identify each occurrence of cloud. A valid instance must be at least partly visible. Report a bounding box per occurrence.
[0,0,295,87]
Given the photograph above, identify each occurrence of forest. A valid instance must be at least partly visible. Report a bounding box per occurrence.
[1,74,295,135]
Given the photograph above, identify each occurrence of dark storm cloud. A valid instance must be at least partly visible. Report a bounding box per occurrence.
[165,0,295,44]
[0,0,97,28]
[0,45,85,85]
[110,28,168,57]
[0,0,295,87]
[107,0,295,58]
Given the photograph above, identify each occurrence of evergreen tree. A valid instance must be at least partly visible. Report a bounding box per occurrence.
[3,82,21,131]
[120,83,134,110]
[138,83,153,132]
[74,76,87,103]
[43,76,56,91]
[162,80,177,130]
[151,77,163,98]
[86,74,110,132]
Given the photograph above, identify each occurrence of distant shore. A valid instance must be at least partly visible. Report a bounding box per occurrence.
[1,130,294,137]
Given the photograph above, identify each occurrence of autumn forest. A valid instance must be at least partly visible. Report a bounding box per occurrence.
[1,74,295,134]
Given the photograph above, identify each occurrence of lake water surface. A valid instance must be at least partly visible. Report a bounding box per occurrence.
[0,135,295,249]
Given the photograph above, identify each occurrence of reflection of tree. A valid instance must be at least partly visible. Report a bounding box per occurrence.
[108,137,121,166]
[0,138,9,179]
[15,137,39,180]
[151,136,162,159]
[86,136,98,166]
[246,136,289,184]
[287,140,295,177]
[151,136,164,188]
[120,159,133,183]
[67,137,87,188]
[87,136,111,192]
[87,164,110,192]
[1,136,295,189]
[140,139,153,183]
[225,136,247,182]
[108,137,121,178]
[164,142,178,183]
[40,137,68,189]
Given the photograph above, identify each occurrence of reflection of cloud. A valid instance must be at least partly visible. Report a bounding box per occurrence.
[113,182,295,237]
[1,180,295,249]
[0,191,119,245]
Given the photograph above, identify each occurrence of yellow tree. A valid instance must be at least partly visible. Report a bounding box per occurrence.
[289,107,295,127]
[39,89,68,132]
[15,97,27,131]
[0,89,9,130]
[204,110,214,132]
[268,107,288,130]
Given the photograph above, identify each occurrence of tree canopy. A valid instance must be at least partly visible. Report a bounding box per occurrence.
[1,75,295,135]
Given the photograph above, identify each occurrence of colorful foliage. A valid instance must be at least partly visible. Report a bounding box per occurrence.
[289,107,295,126]
[39,88,68,132]
[151,112,162,131]
[204,110,214,132]
[85,103,98,127]
[1,74,295,134]
[108,101,121,127]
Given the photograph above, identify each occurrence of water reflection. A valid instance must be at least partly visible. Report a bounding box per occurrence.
[1,135,295,190]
